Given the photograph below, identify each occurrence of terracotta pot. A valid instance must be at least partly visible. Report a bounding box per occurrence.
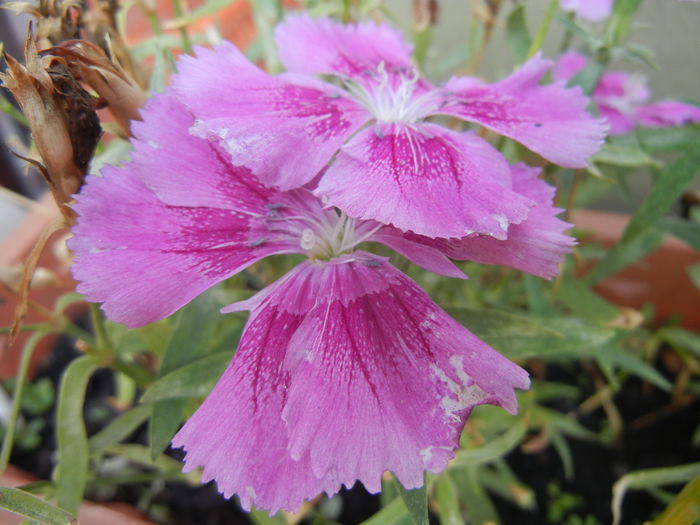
[573,209,700,330]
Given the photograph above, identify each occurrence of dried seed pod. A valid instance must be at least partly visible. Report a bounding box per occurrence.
[44,40,147,135]
[0,32,102,222]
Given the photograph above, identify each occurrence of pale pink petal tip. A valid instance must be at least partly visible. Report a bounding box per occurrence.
[174,253,529,512]
[442,54,608,168]
[275,13,414,80]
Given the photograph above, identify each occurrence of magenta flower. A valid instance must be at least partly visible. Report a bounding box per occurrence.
[171,14,605,239]
[69,89,577,512]
[560,0,613,22]
[555,51,700,135]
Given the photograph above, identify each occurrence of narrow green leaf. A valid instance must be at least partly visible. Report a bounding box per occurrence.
[661,327,700,358]
[150,288,227,459]
[54,293,85,315]
[395,477,428,525]
[584,227,664,285]
[451,468,500,524]
[652,474,700,525]
[550,430,574,479]
[568,59,605,95]
[605,348,673,391]
[448,308,615,360]
[505,4,531,64]
[0,487,76,525]
[637,124,700,153]
[106,444,191,475]
[361,497,412,525]
[689,263,700,291]
[249,508,287,525]
[0,331,51,470]
[526,0,559,59]
[149,399,188,463]
[622,143,700,244]
[606,0,643,47]
[612,462,700,525]
[453,420,527,467]
[593,141,658,168]
[434,473,463,525]
[141,352,229,403]
[55,355,101,514]
[89,404,152,454]
[661,218,700,251]
[558,275,619,323]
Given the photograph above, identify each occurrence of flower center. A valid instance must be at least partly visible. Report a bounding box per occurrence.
[347,63,438,124]
[258,190,382,261]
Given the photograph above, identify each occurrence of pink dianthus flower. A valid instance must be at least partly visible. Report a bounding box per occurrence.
[172,14,605,239]
[554,51,700,135]
[69,87,574,512]
[560,0,614,22]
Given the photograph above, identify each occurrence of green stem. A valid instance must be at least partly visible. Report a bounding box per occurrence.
[558,11,576,52]
[172,0,193,54]
[0,323,51,335]
[112,357,154,387]
[0,331,49,471]
[527,0,560,59]
[89,304,112,354]
[140,1,178,71]
[59,319,95,346]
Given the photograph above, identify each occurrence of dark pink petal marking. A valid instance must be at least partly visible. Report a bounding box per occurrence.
[316,123,534,239]
[281,254,529,492]
[173,43,368,190]
[440,54,607,168]
[172,304,336,514]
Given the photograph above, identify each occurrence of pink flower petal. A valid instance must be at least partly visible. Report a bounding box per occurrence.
[280,254,529,492]
[371,227,468,279]
[69,92,294,328]
[173,43,368,190]
[560,0,613,22]
[129,92,274,211]
[636,100,700,128]
[275,14,414,80]
[552,51,588,83]
[442,164,576,279]
[172,301,335,514]
[179,254,528,512]
[316,123,534,239]
[441,54,607,168]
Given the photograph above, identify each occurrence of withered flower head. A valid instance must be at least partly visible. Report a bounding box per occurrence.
[0,32,102,223]
[44,40,147,136]
[2,0,83,46]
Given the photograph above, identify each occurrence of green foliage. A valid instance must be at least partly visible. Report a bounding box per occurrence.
[0,487,76,525]
[54,355,101,514]
[395,477,428,525]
